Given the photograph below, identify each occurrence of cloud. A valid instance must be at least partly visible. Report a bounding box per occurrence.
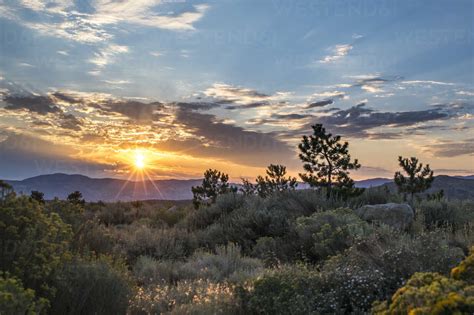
[171,106,298,167]
[344,74,403,94]
[319,44,352,63]
[88,44,129,69]
[424,139,474,157]
[306,90,347,108]
[101,100,165,123]
[59,113,82,131]
[2,95,61,114]
[310,90,347,99]
[401,80,455,86]
[102,80,131,85]
[307,99,334,108]
[321,103,449,136]
[91,2,210,31]
[2,2,211,45]
[457,90,474,97]
[150,51,163,57]
[0,133,110,180]
[203,83,289,106]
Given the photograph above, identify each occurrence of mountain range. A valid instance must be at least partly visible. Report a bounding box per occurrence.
[4,173,474,201]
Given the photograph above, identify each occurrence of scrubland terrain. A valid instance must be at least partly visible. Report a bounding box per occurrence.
[1,187,474,314]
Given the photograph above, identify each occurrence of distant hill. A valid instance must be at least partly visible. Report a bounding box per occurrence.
[4,173,474,201]
[355,177,392,188]
[383,175,474,200]
[5,173,201,201]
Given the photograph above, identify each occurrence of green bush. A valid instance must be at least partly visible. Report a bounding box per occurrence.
[117,225,197,263]
[243,265,321,315]
[133,244,263,285]
[251,236,297,266]
[49,256,132,315]
[71,220,116,256]
[295,208,370,262]
[0,273,47,315]
[45,198,85,232]
[316,227,465,312]
[0,196,72,300]
[416,199,474,231]
[182,244,263,283]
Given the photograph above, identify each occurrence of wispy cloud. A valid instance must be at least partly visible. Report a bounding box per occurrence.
[1,2,210,44]
[203,83,290,106]
[150,51,164,57]
[319,44,352,63]
[88,44,130,73]
[401,80,455,86]
[424,139,474,157]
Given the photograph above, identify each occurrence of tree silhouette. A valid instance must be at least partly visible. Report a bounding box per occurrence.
[394,156,434,201]
[298,124,361,198]
[67,191,85,205]
[256,164,297,198]
[192,169,236,209]
[0,180,14,202]
[30,191,45,204]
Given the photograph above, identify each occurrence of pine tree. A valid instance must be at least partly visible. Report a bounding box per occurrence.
[255,164,297,198]
[394,156,434,201]
[298,124,362,199]
[192,169,235,208]
[67,191,85,205]
[30,191,45,204]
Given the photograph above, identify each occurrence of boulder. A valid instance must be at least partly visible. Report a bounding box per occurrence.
[355,203,414,230]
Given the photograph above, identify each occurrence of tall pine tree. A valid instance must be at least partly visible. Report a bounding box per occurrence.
[298,124,362,198]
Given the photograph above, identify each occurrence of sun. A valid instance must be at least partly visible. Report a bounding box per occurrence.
[134,151,146,170]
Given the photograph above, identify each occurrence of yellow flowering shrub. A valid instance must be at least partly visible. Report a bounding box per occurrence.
[373,249,474,314]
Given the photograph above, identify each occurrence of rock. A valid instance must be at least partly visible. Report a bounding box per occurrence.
[355,203,414,230]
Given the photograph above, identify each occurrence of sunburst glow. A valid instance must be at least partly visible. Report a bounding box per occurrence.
[134,151,146,170]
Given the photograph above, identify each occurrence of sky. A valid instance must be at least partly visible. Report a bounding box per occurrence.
[0,0,473,181]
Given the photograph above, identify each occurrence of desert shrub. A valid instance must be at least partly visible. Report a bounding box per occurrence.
[182,244,263,283]
[133,244,263,285]
[198,205,292,254]
[71,220,115,256]
[150,206,188,227]
[315,227,465,312]
[96,202,138,225]
[129,280,238,315]
[133,256,194,285]
[49,256,132,315]
[0,273,48,315]
[416,199,474,231]
[243,265,321,315]
[373,249,474,314]
[251,236,298,266]
[117,225,197,263]
[0,196,72,301]
[451,246,474,283]
[45,198,85,232]
[372,272,474,314]
[295,208,370,262]
[184,193,247,230]
[245,227,466,314]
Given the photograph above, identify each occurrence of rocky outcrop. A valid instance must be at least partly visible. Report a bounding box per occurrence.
[355,203,414,230]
